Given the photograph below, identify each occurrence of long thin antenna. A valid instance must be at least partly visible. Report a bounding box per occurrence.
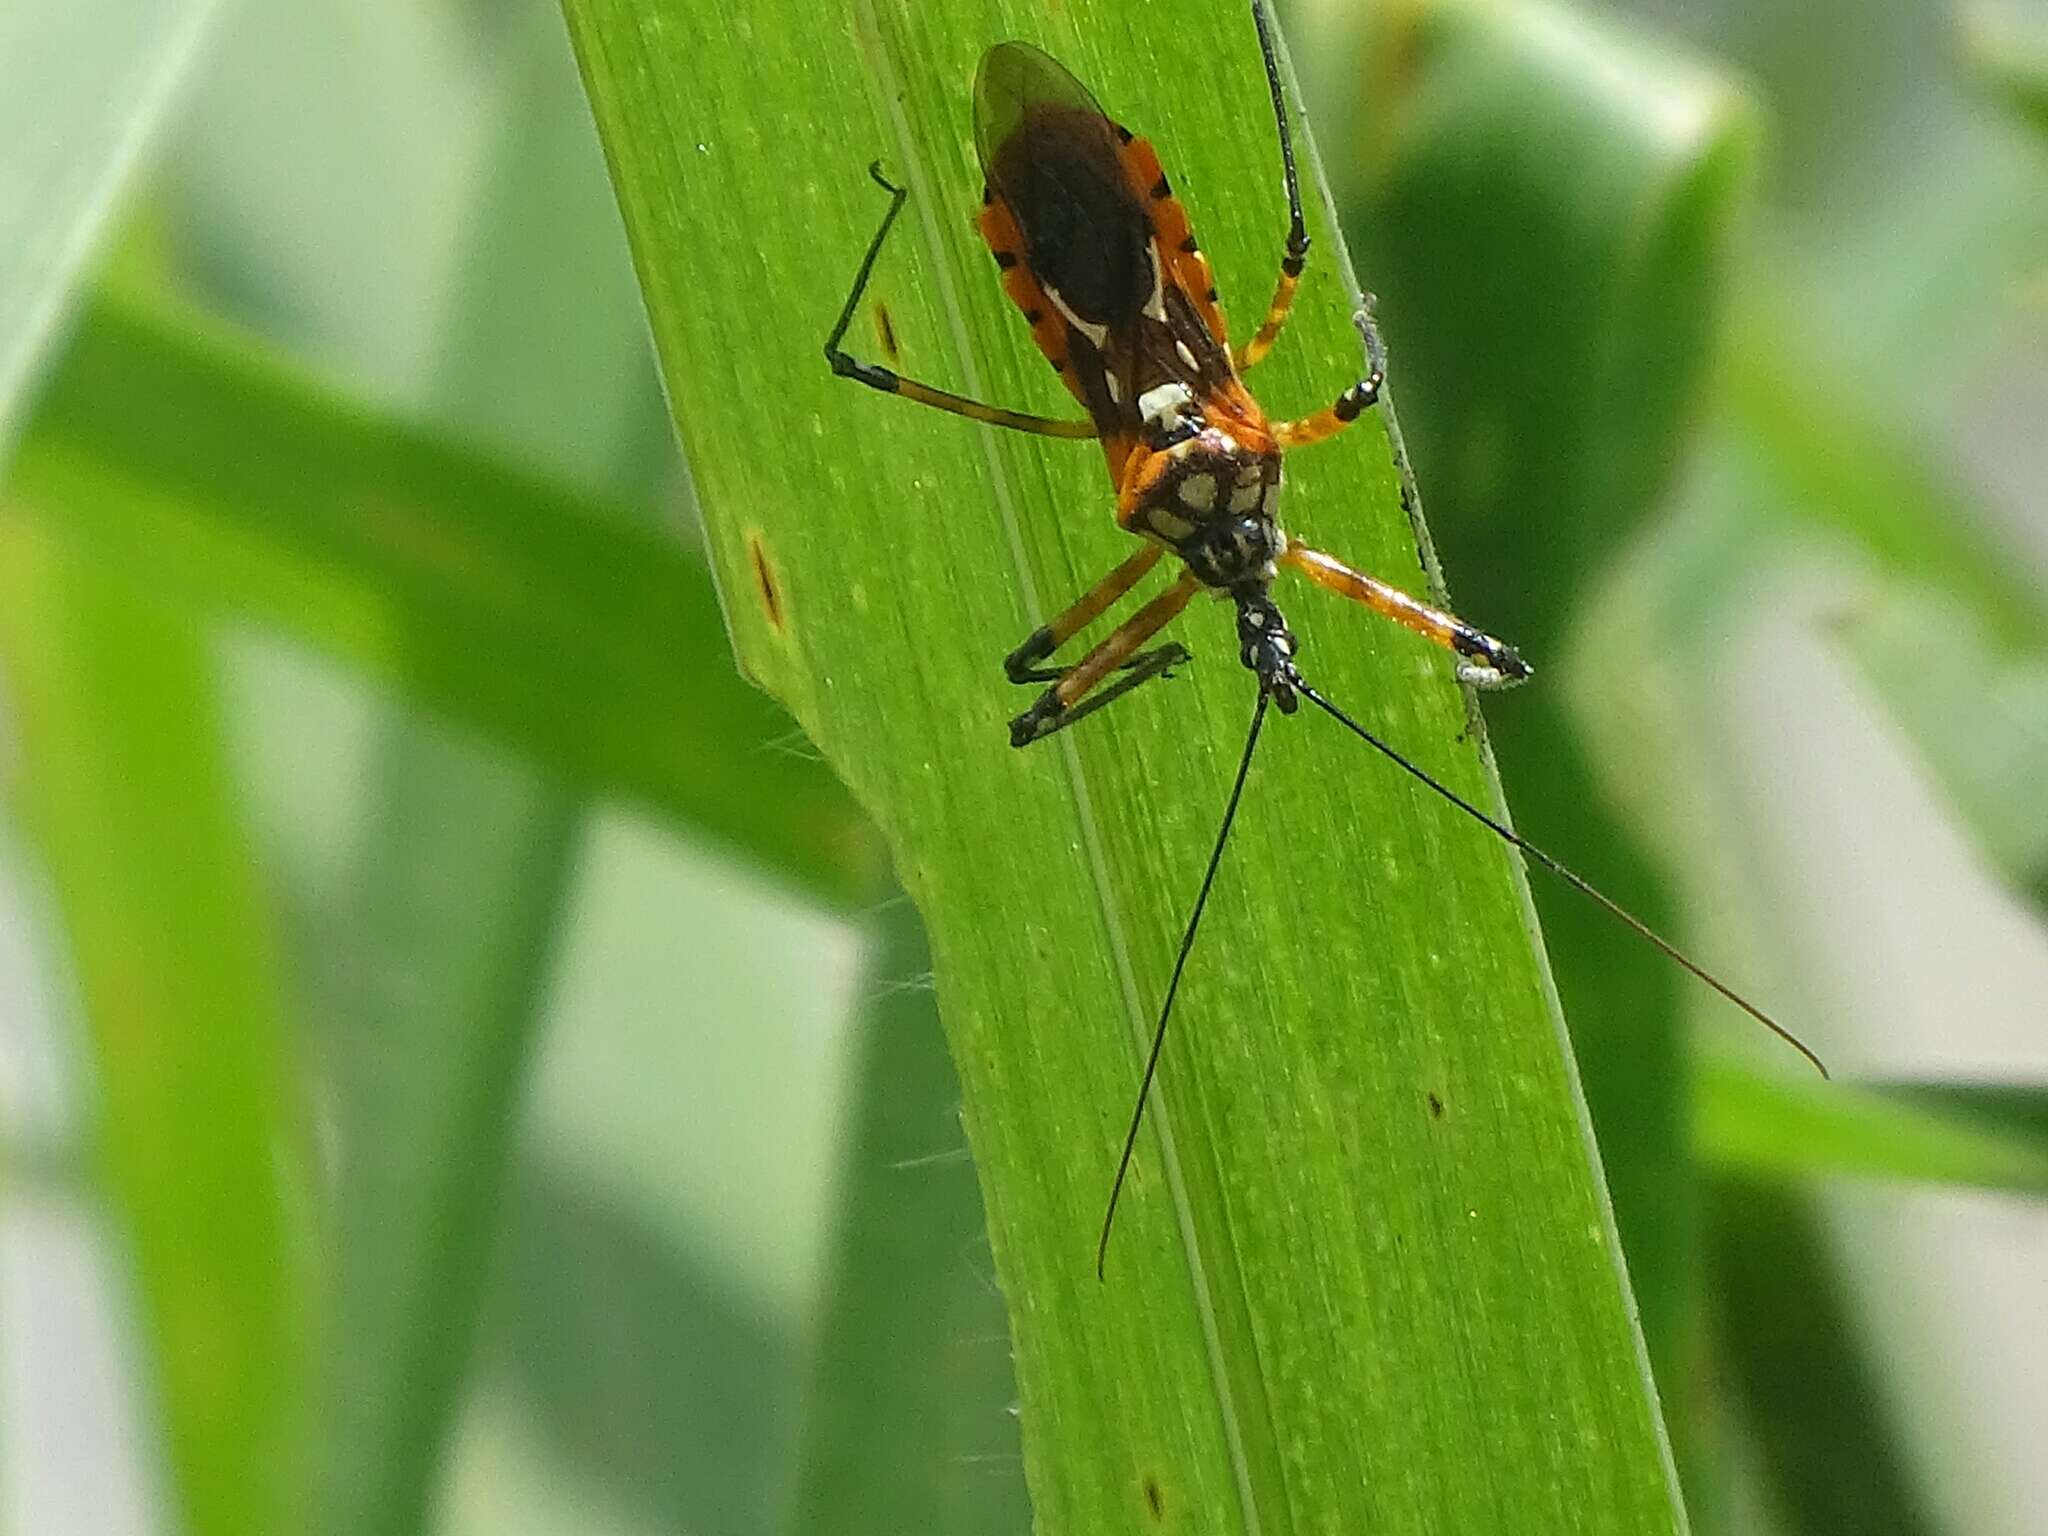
[1098,688,1273,1279]
[1293,678,1830,1080]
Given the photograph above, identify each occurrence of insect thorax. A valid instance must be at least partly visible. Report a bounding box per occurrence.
[1129,426,1285,591]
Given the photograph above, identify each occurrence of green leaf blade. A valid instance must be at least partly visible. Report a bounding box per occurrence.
[0,513,310,1536]
[1698,1056,2048,1193]
[562,1,1685,1530]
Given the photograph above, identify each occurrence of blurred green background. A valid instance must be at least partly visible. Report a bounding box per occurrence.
[1,0,2043,1534]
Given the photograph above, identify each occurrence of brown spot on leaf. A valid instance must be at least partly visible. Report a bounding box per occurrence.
[748,531,786,634]
[872,299,900,361]
[1427,1090,1445,1119]
[1141,1472,1166,1523]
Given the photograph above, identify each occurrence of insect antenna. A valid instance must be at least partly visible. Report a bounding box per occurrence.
[1098,688,1273,1279]
[1292,678,1830,1079]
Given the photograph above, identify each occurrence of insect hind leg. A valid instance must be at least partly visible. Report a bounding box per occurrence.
[1281,543,1531,687]
[824,164,1097,440]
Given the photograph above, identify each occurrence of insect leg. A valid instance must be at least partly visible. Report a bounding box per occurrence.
[1010,572,1202,746]
[1012,646,1191,744]
[1005,546,1165,683]
[1273,307,1388,449]
[1233,2,1310,373]
[826,164,1098,440]
[1280,544,1532,688]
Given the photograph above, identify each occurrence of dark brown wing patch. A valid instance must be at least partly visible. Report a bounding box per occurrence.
[978,192,1140,478]
[1117,133,1230,346]
[973,41,1255,477]
[975,44,1154,332]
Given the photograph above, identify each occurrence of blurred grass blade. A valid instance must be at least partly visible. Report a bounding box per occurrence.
[311,761,575,1536]
[1724,316,2047,646]
[1835,587,2048,907]
[1881,1080,2048,1142]
[1345,0,1761,608]
[468,1155,798,1535]
[0,0,218,440]
[1696,1054,2048,1193]
[562,0,1683,1528]
[792,892,1027,1535]
[1963,3,2048,139]
[1705,1180,1939,1536]
[1570,333,2047,1533]
[308,11,668,1530]
[0,510,309,1536]
[10,296,872,906]
[1332,0,1760,1400]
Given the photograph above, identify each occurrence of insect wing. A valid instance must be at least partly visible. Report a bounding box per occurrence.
[974,43,1154,333]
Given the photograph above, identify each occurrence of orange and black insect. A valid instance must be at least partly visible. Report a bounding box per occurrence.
[829,22,1530,748]
[826,5,1825,1275]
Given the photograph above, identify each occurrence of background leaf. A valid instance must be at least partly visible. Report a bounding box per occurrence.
[0,0,218,438]
[791,892,1028,1536]
[1964,3,2048,141]
[304,11,669,1528]
[0,512,309,1536]
[14,298,870,905]
[1705,1179,1939,1536]
[1697,1057,2048,1193]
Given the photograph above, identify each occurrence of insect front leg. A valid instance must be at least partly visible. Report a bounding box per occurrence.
[1273,307,1388,450]
[1234,1,1310,373]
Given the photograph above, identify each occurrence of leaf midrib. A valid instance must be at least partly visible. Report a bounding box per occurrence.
[852,7,1269,1533]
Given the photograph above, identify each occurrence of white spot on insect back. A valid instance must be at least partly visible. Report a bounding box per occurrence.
[1138,381,1195,434]
[1180,473,1218,512]
[1174,339,1199,372]
[1228,481,1262,514]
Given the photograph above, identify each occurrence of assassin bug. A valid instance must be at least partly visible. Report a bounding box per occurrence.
[825,5,1826,1275]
